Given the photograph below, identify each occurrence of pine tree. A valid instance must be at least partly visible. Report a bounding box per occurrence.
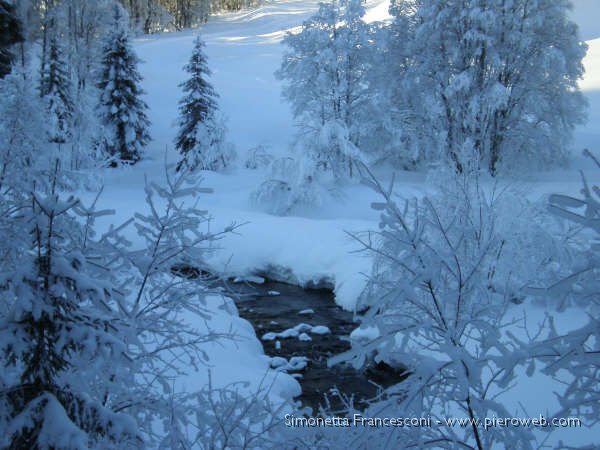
[175,35,233,171]
[0,0,23,78]
[40,34,74,144]
[97,23,150,165]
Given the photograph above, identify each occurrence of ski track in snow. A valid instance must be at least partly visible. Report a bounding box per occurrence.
[81,1,600,444]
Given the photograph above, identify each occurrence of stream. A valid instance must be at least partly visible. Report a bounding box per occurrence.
[227,278,402,414]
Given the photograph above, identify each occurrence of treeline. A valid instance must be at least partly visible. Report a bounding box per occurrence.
[13,0,261,41]
[121,0,262,33]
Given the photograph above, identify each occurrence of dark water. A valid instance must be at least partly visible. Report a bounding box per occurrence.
[226,279,402,414]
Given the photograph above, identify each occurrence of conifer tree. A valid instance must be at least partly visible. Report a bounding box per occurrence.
[40,34,74,144]
[0,0,23,78]
[97,18,150,165]
[175,35,233,171]
[0,162,139,449]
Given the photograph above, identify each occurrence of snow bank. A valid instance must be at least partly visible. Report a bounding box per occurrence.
[206,209,374,310]
[178,294,301,400]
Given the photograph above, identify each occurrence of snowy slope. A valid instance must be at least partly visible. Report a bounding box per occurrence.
[135,0,318,157]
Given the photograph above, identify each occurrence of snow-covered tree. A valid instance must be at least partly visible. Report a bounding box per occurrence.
[40,34,74,144]
[53,0,121,91]
[0,152,252,447]
[93,164,248,446]
[22,1,119,169]
[332,169,568,449]
[277,0,373,181]
[97,15,150,165]
[175,35,233,172]
[0,67,46,190]
[0,0,23,77]
[366,0,426,168]
[393,0,587,174]
[0,161,139,449]
[251,156,322,215]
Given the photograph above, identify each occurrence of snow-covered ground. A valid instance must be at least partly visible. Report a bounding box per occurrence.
[83,0,600,445]
[120,0,600,311]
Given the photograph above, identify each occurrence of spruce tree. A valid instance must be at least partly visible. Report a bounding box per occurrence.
[40,35,74,144]
[0,0,23,78]
[0,162,139,448]
[175,35,232,171]
[97,26,150,165]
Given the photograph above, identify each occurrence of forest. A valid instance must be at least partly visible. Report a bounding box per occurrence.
[0,0,599,448]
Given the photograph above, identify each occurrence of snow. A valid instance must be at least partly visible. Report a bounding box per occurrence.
[269,355,309,372]
[73,0,600,446]
[233,274,265,283]
[350,325,380,342]
[99,0,597,314]
[298,332,312,341]
[206,211,375,309]
[262,322,331,340]
[178,294,300,400]
[310,325,331,335]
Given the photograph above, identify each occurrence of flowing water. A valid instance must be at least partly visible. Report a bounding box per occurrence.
[227,279,403,413]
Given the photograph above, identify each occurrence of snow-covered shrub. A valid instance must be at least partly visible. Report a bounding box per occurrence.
[101,164,243,445]
[251,157,322,215]
[298,119,368,182]
[244,144,274,170]
[427,168,576,307]
[332,170,564,449]
[178,373,293,449]
[520,150,600,431]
